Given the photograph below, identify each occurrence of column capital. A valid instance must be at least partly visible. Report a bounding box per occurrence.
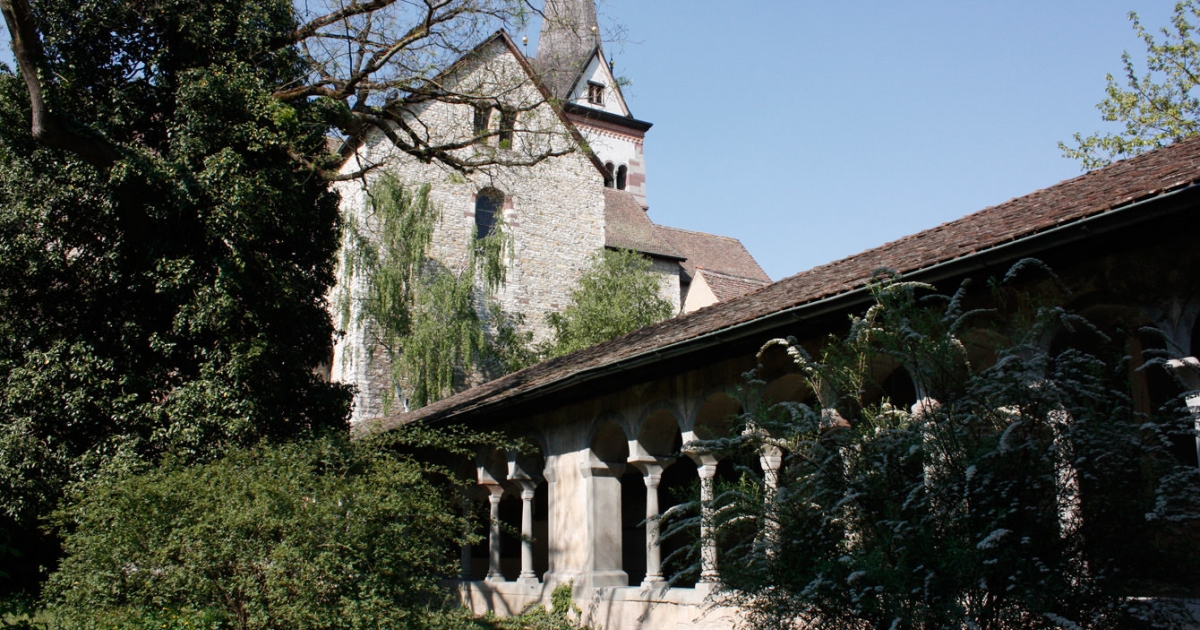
[1166,356,1200,391]
[681,436,720,469]
[911,396,940,417]
[759,446,783,473]
[578,459,625,478]
[627,455,674,483]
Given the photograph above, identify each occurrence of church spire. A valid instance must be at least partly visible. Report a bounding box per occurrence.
[534,0,602,99]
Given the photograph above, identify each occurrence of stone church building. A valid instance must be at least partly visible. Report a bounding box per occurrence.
[331,0,769,423]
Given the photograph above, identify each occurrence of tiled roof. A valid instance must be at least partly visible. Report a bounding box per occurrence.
[698,269,770,302]
[603,189,682,259]
[366,136,1200,433]
[654,225,770,284]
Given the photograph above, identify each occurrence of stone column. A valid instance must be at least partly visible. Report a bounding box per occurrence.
[698,462,719,584]
[542,464,558,580]
[759,446,783,552]
[516,480,539,585]
[628,457,671,588]
[643,468,665,586]
[1049,409,1082,538]
[483,484,505,583]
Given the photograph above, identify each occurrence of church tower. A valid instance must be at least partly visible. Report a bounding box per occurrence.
[535,0,652,207]
[533,0,602,99]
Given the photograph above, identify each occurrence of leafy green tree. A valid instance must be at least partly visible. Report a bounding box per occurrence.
[340,175,534,410]
[686,267,1198,629]
[1062,1,1200,169]
[0,0,354,592]
[543,248,673,357]
[0,0,561,592]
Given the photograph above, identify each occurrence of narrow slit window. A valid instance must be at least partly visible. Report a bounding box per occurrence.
[616,165,628,190]
[473,106,492,143]
[498,110,516,149]
[475,188,503,239]
[604,162,615,188]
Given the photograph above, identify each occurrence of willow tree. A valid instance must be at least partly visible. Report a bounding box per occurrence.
[340,175,534,411]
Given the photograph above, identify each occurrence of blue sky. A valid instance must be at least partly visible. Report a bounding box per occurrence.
[0,2,1175,281]
[525,1,1179,281]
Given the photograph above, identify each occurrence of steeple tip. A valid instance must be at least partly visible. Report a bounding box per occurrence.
[534,0,602,98]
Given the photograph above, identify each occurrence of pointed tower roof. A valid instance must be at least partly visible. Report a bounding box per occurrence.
[534,0,602,99]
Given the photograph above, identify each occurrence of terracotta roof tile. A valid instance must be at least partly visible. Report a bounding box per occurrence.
[698,269,770,302]
[367,136,1200,433]
[653,225,770,283]
[603,189,681,259]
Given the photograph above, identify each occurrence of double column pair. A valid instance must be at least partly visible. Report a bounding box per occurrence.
[633,447,783,588]
[470,455,541,586]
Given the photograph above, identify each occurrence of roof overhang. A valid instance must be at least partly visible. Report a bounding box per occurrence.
[563,102,653,133]
[383,181,1200,432]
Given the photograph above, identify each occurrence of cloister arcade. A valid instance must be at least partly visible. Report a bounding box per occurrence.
[405,157,1200,628]
[451,275,1200,628]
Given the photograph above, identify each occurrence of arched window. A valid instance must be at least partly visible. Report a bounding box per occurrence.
[604,162,615,188]
[475,188,503,239]
[616,165,628,190]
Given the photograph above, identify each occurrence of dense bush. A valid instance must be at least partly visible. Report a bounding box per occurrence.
[684,266,1200,629]
[43,432,477,630]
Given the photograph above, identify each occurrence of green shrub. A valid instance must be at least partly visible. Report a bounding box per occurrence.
[44,432,478,630]
[491,583,589,630]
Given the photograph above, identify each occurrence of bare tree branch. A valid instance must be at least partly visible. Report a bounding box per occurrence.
[0,0,119,169]
[287,0,399,45]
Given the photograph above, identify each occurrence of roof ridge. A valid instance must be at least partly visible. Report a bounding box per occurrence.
[697,267,771,283]
[775,139,1200,284]
[653,224,744,242]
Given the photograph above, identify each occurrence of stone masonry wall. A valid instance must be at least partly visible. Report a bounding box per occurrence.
[650,256,682,314]
[331,39,607,425]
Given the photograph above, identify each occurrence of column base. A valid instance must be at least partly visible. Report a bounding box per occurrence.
[639,576,668,591]
[484,574,507,584]
[515,575,541,587]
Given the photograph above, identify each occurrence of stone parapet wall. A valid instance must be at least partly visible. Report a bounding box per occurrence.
[650,256,683,314]
[458,582,737,630]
